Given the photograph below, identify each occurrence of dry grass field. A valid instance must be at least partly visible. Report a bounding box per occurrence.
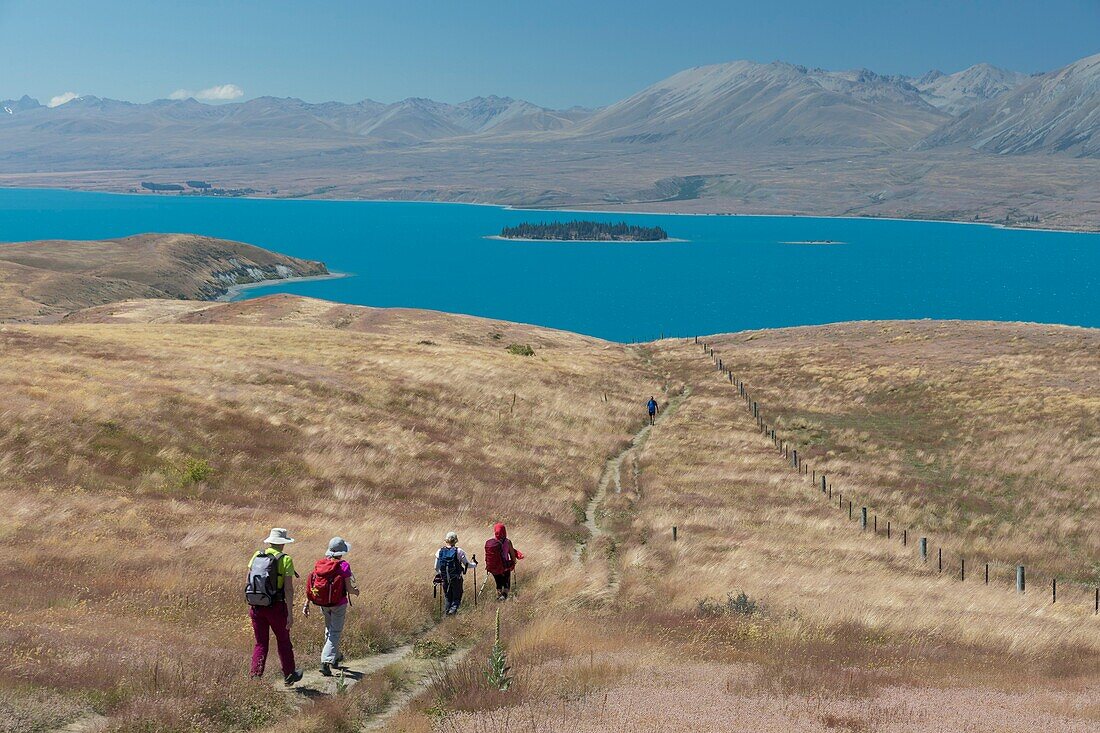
[1,298,1096,733]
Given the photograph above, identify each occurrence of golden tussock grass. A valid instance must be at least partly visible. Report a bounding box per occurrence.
[1,302,1096,732]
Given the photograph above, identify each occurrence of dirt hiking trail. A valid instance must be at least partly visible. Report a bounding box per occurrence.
[573,388,690,571]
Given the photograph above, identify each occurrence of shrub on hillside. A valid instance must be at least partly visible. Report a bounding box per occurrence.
[506,343,534,357]
[697,590,760,617]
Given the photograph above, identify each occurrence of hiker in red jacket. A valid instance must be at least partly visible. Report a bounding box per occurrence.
[302,537,359,676]
[484,523,523,601]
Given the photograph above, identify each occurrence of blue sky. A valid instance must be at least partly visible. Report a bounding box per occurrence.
[1,0,1097,108]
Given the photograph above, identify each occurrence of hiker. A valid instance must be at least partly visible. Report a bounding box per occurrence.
[647,396,659,425]
[302,536,360,676]
[244,527,303,685]
[484,523,523,601]
[434,532,471,615]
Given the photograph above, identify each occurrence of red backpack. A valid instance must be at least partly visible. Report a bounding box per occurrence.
[306,558,347,607]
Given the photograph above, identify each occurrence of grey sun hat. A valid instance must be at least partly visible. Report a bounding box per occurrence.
[444,531,458,544]
[263,527,294,545]
[326,536,351,557]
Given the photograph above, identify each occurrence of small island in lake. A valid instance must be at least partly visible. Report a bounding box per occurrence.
[499,220,670,242]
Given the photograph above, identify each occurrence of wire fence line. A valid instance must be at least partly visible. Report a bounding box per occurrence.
[693,337,1100,616]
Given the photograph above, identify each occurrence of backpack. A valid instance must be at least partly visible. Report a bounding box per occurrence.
[307,558,347,607]
[245,550,285,607]
[438,546,463,579]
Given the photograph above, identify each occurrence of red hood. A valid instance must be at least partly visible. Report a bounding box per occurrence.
[493,523,507,540]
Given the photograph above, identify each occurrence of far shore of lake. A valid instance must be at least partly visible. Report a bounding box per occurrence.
[779,240,847,245]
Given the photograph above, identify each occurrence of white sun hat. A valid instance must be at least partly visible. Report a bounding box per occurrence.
[263,527,295,545]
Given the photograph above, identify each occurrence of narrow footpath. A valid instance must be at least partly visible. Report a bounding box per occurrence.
[573,388,690,594]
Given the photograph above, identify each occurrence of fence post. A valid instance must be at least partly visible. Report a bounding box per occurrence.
[672,526,678,542]
[938,548,943,572]
[919,537,928,563]
[960,557,965,581]
[821,475,827,494]
[838,492,842,509]
[985,563,989,584]
[860,506,867,530]
[873,515,877,533]
[1052,578,1056,604]
[903,528,908,546]
[848,501,853,520]
[1016,565,1025,593]
[792,449,798,469]
[1095,588,1098,615]
[887,521,891,539]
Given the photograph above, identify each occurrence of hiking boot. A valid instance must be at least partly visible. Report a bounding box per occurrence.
[333,654,344,668]
[284,670,303,686]
[319,662,332,677]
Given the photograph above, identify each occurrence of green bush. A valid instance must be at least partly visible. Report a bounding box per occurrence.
[506,343,534,357]
[697,590,759,617]
[181,458,212,485]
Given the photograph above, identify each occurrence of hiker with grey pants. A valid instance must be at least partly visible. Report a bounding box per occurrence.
[303,536,360,676]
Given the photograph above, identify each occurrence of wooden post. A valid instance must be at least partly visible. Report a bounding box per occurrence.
[919,537,927,563]
[960,557,965,581]
[873,514,877,533]
[1016,565,1025,593]
[838,492,842,509]
[792,449,798,469]
[672,526,678,542]
[812,469,816,483]
[887,521,891,539]
[1095,588,1098,615]
[1052,578,1056,604]
[903,529,908,545]
[985,563,989,584]
[848,501,853,520]
[938,548,943,572]
[860,506,867,530]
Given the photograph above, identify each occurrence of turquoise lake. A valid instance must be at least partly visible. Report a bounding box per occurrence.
[1,188,1096,341]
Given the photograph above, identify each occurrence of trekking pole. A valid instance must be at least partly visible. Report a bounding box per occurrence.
[472,554,478,608]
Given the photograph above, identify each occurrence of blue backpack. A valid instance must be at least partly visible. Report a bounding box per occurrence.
[437,546,463,579]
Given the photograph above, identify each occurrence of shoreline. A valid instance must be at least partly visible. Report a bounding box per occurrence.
[216,272,350,302]
[2,185,1097,236]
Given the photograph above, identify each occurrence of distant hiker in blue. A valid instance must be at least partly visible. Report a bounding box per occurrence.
[647,396,659,425]
[434,532,472,615]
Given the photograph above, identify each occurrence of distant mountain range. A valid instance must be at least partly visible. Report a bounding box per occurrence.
[1,53,1098,230]
[918,53,1100,157]
[3,54,1096,156]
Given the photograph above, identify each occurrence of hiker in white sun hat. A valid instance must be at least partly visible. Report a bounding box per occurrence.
[244,527,303,685]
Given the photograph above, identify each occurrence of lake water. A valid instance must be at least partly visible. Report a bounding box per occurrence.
[1,188,1096,341]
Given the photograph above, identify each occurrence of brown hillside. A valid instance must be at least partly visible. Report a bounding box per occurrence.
[0,234,327,322]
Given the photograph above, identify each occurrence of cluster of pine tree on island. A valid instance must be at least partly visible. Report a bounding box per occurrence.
[499,220,669,241]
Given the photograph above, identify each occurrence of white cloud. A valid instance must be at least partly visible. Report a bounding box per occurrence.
[169,83,244,102]
[47,91,80,108]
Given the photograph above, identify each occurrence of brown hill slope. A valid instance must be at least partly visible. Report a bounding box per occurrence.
[0,303,1095,732]
[0,233,327,322]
